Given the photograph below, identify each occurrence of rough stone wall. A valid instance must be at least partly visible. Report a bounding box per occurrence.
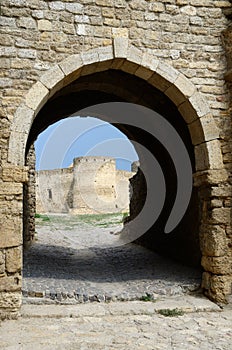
[0,0,232,317]
[36,167,73,213]
[23,143,36,249]
[36,156,133,215]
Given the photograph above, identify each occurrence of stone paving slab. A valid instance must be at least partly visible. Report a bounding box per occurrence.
[0,299,231,350]
[22,296,220,318]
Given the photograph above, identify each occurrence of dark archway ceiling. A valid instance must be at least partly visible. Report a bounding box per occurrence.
[27,69,194,169]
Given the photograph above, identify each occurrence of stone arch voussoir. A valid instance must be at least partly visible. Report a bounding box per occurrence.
[9,38,223,174]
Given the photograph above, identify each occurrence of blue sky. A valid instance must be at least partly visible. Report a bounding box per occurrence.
[35,116,139,171]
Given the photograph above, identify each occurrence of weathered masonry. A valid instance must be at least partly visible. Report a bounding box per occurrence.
[0,0,232,318]
[36,156,133,215]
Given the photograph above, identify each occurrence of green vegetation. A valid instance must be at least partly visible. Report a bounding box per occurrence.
[35,213,50,221]
[140,293,154,302]
[157,308,184,317]
[35,212,126,228]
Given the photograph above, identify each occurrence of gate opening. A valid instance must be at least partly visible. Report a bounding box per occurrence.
[22,69,202,303]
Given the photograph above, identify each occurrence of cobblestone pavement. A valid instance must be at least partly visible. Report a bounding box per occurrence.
[0,299,231,349]
[23,215,201,303]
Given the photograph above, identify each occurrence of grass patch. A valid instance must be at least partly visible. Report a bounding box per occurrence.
[35,213,50,221]
[35,212,126,228]
[157,308,184,317]
[75,213,125,227]
[140,293,154,302]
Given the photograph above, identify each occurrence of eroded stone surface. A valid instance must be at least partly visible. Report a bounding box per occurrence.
[0,301,231,350]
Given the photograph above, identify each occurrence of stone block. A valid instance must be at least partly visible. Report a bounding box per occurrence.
[148,72,172,92]
[81,50,99,66]
[0,183,23,196]
[112,28,128,38]
[25,81,49,113]
[127,45,142,66]
[0,275,21,292]
[0,16,16,28]
[39,64,65,94]
[113,37,128,58]
[59,54,83,76]
[149,2,165,12]
[202,255,232,274]
[32,10,44,19]
[141,52,159,72]
[194,140,224,171]
[165,74,196,107]
[65,2,83,14]
[135,53,158,80]
[62,69,82,89]
[76,24,87,36]
[98,45,114,62]
[74,15,90,24]
[211,208,231,225]
[156,62,179,85]
[12,105,34,134]
[0,199,22,216]
[148,62,179,92]
[193,169,228,186]
[121,60,139,75]
[8,131,28,166]
[210,274,232,298]
[180,5,197,16]
[188,114,219,145]
[135,65,153,81]
[48,1,65,11]
[214,1,232,7]
[0,78,13,88]
[6,247,22,273]
[80,62,99,76]
[1,166,28,183]
[211,185,231,197]
[17,17,36,29]
[0,216,22,249]
[0,292,21,309]
[189,92,211,118]
[200,225,228,257]
[178,100,198,124]
[18,49,36,59]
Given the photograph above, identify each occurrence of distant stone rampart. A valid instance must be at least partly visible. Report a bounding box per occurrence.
[36,156,135,215]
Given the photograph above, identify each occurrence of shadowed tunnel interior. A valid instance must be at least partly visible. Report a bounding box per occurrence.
[25,70,201,268]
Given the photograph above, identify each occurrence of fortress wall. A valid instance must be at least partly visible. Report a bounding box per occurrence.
[36,168,73,213]
[36,157,133,216]
[72,157,118,214]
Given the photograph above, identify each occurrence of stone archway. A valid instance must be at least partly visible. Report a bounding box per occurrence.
[9,39,223,171]
[3,40,230,319]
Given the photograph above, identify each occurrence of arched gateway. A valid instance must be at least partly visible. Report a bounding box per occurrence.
[1,39,231,318]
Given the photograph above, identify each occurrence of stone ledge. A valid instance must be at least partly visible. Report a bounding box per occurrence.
[21,296,220,318]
